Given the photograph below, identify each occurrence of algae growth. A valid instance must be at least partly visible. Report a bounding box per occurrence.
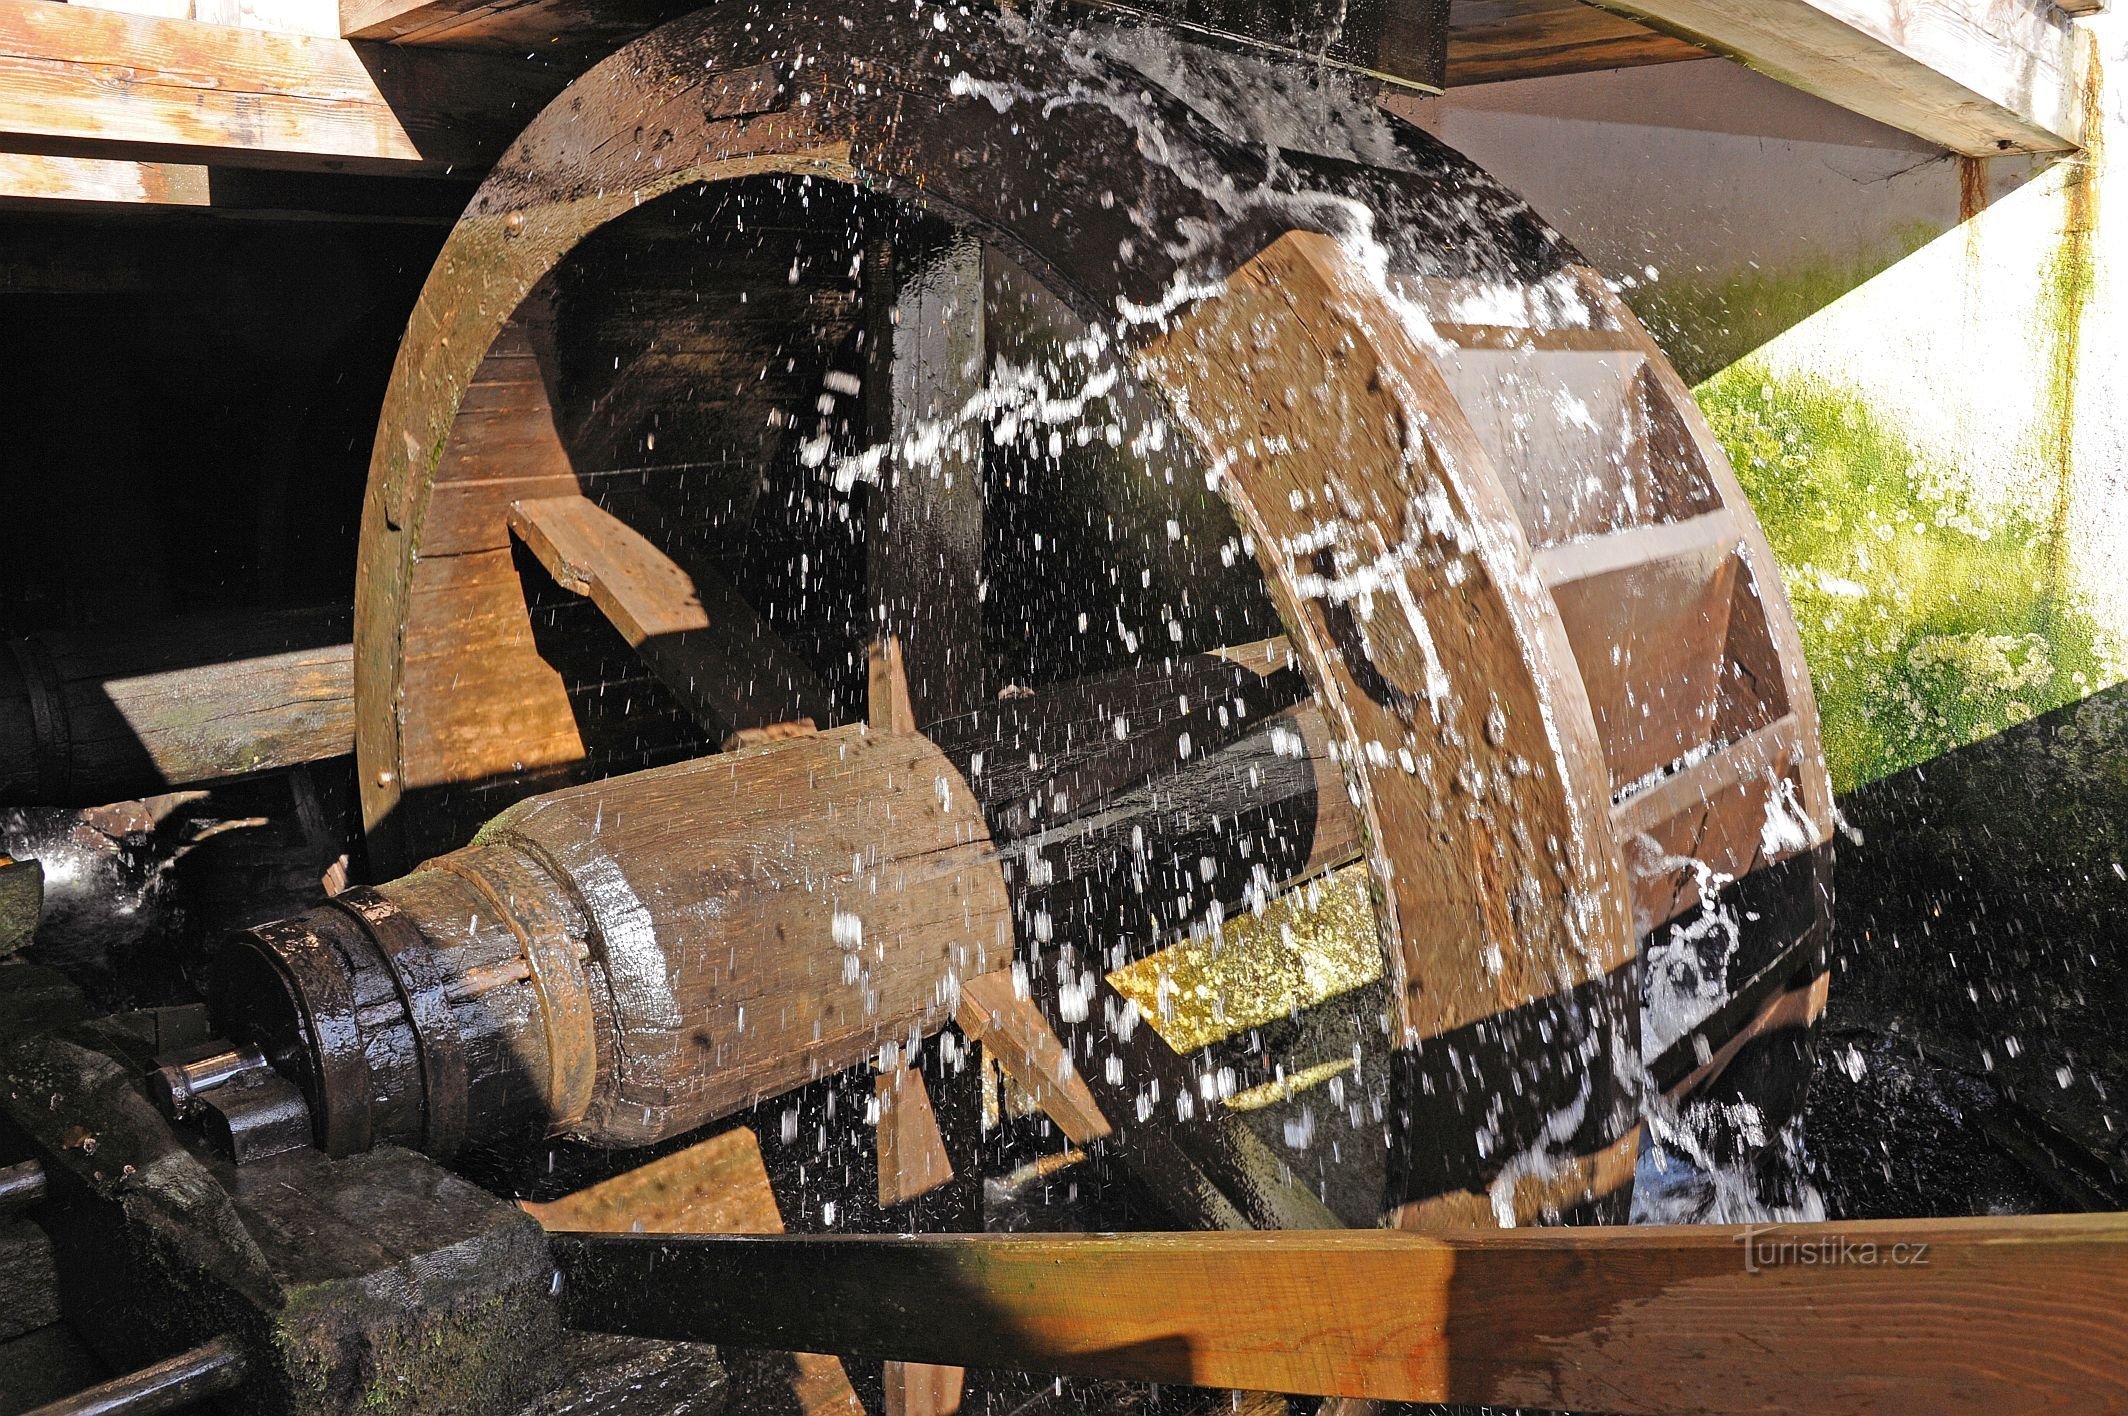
[1699,365,2112,792]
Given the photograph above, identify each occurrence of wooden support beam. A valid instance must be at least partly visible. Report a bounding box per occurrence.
[0,152,207,208]
[2,606,353,807]
[1446,0,1709,86]
[1586,0,2089,154]
[554,1215,2128,1412]
[0,0,563,173]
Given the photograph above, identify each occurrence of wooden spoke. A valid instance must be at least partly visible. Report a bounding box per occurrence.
[507,491,830,739]
[864,226,987,729]
[927,638,1312,841]
[956,972,1110,1147]
[876,1061,956,1208]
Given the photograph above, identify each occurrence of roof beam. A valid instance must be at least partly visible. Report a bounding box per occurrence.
[0,0,563,174]
[0,152,209,208]
[1447,0,1709,86]
[1587,0,2090,154]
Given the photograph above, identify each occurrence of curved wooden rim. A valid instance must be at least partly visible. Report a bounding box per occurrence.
[359,0,1627,1032]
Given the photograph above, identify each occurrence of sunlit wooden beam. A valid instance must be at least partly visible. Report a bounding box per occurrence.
[554,1214,2128,1412]
[1588,0,2090,154]
[0,0,561,173]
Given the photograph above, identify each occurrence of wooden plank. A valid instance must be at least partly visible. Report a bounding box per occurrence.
[0,0,562,173]
[955,972,1111,1146]
[554,1215,2128,1412]
[521,1128,864,1416]
[3,606,354,806]
[883,1360,964,1416]
[1446,0,1708,85]
[338,0,688,47]
[341,0,494,41]
[1549,534,1738,791]
[866,638,917,736]
[74,0,342,37]
[1588,0,2088,154]
[507,492,830,738]
[875,1063,955,1208]
[0,152,207,207]
[1532,511,1735,588]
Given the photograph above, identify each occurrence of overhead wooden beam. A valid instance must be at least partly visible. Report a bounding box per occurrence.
[554,1215,2128,1412]
[0,0,563,173]
[0,152,208,208]
[1446,0,1709,86]
[1586,0,2089,154]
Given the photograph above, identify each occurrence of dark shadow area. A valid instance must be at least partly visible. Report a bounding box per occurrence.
[0,210,442,635]
[1808,677,2128,1216]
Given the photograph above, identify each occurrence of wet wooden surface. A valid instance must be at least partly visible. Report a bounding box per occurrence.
[509,491,829,736]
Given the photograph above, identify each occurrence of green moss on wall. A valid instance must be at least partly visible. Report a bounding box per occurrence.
[1699,363,2112,792]
[2036,38,2104,616]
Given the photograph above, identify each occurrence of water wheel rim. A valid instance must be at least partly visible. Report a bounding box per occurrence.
[357,0,1829,1230]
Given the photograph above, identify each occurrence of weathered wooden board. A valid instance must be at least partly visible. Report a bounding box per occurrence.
[509,492,830,737]
[0,0,562,172]
[1,605,353,806]
[955,971,1110,1146]
[554,1215,2128,1412]
[0,152,208,207]
[1590,0,2088,154]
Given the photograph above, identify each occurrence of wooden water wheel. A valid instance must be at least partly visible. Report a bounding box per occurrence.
[221,0,1832,1404]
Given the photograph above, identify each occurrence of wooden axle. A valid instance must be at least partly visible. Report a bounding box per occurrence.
[550,1216,2128,1413]
[0,605,352,806]
[215,686,1351,1157]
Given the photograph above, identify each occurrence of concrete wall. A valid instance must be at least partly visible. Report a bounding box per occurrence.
[1387,20,2123,791]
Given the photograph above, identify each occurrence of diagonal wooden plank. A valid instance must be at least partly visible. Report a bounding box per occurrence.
[554,1215,2128,1412]
[0,0,562,173]
[955,972,1111,1147]
[507,492,830,739]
